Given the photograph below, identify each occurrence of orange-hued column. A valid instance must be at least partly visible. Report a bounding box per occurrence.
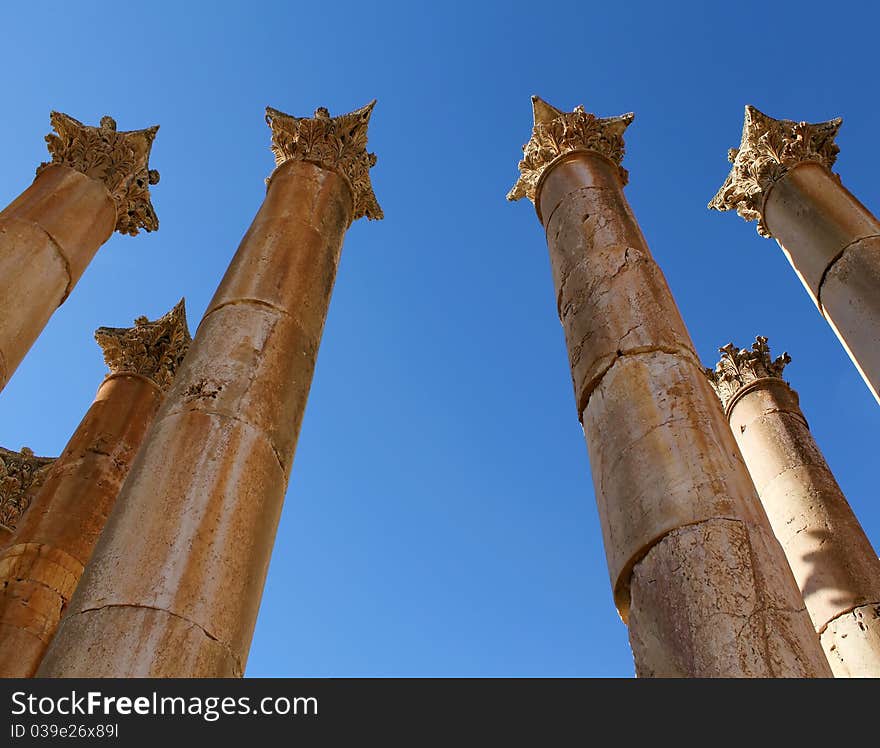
[710,106,880,403]
[0,302,190,677]
[707,337,880,677]
[508,97,831,677]
[0,113,160,393]
[38,103,382,678]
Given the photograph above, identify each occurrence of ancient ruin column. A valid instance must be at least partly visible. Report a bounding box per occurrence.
[706,336,880,677]
[0,112,160,393]
[508,96,831,677]
[709,106,880,403]
[38,102,382,678]
[0,448,55,539]
[0,302,190,677]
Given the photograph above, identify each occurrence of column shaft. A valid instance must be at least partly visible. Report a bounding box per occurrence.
[763,163,880,400]
[0,165,115,389]
[38,161,353,677]
[0,374,163,676]
[541,153,828,677]
[710,342,880,677]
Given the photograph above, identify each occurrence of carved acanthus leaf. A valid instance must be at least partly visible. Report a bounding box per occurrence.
[708,105,842,237]
[705,336,791,410]
[507,96,634,203]
[37,111,161,236]
[0,447,55,532]
[94,299,191,391]
[265,101,382,223]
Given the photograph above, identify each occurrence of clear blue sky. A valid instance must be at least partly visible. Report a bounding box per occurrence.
[1,2,877,677]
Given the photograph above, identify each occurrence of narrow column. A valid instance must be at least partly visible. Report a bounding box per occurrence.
[709,106,880,403]
[706,336,880,677]
[0,448,55,538]
[0,301,190,677]
[0,112,160,393]
[38,102,382,678]
[508,97,831,677]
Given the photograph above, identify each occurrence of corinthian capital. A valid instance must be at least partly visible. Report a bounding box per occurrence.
[708,105,841,237]
[0,446,55,532]
[38,112,161,236]
[265,101,383,222]
[507,96,634,203]
[94,299,191,391]
[705,336,791,410]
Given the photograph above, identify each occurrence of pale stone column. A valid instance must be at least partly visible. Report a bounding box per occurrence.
[0,302,190,677]
[508,97,831,677]
[710,106,880,403]
[0,112,160,393]
[0,448,55,538]
[706,336,880,677]
[38,103,382,678]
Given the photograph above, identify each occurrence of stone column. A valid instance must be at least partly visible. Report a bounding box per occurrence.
[38,102,382,678]
[508,96,831,677]
[0,448,55,538]
[0,112,160,393]
[0,302,190,677]
[709,106,880,403]
[706,336,880,677]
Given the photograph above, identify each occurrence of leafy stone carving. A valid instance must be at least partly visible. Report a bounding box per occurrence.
[265,101,383,223]
[705,336,791,410]
[94,299,191,391]
[708,105,842,237]
[0,447,55,532]
[37,111,161,236]
[507,96,635,203]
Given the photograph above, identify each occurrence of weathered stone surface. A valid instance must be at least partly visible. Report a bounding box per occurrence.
[0,165,115,392]
[41,104,380,677]
[822,604,880,678]
[509,97,830,677]
[38,604,240,678]
[542,154,695,414]
[818,235,880,397]
[0,305,189,677]
[583,350,763,614]
[629,519,830,677]
[711,340,880,676]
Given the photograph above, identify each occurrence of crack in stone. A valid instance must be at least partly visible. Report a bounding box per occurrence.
[72,602,243,676]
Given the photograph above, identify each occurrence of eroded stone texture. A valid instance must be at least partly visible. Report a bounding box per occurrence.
[629,519,828,677]
[0,447,55,534]
[509,96,830,677]
[0,303,190,677]
[707,338,880,677]
[0,112,160,394]
[822,604,880,678]
[710,107,880,404]
[39,103,381,678]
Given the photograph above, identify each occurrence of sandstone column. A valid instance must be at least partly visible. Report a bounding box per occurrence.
[38,102,382,678]
[709,106,880,403]
[508,96,831,677]
[0,448,55,538]
[0,301,191,677]
[0,112,160,393]
[706,336,880,677]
